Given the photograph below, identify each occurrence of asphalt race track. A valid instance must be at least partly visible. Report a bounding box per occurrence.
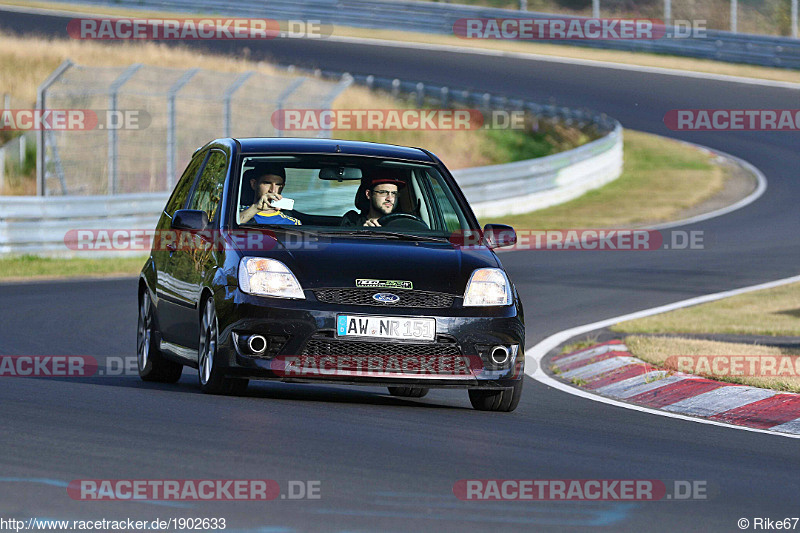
[1,7,799,532]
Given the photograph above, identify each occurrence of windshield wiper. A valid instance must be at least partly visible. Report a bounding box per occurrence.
[367,230,451,242]
[317,229,450,242]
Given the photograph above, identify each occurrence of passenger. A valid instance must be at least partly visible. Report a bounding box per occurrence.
[239,164,300,225]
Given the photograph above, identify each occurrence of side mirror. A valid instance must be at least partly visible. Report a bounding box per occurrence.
[483,224,517,249]
[171,209,209,231]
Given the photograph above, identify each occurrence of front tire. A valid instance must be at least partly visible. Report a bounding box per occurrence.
[138,289,183,383]
[198,297,248,395]
[468,379,523,412]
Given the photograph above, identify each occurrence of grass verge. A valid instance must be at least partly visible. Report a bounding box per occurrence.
[613,282,800,337]
[625,335,800,394]
[2,0,799,84]
[0,254,148,281]
[484,129,726,228]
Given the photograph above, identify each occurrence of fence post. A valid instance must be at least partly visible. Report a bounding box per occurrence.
[275,77,306,138]
[107,64,142,195]
[36,59,73,196]
[592,0,600,18]
[793,0,798,39]
[317,73,352,138]
[731,0,737,33]
[223,71,255,137]
[664,0,672,27]
[166,68,199,190]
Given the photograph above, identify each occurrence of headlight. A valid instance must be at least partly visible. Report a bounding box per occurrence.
[463,268,512,307]
[238,257,305,299]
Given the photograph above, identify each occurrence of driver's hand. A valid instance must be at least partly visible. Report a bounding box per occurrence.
[256,192,282,211]
[363,218,381,227]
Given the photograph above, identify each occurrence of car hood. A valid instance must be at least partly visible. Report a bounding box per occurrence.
[229,229,501,294]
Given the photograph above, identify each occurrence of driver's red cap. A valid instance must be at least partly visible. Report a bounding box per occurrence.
[367,169,406,189]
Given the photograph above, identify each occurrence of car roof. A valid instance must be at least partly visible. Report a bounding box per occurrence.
[232,137,436,163]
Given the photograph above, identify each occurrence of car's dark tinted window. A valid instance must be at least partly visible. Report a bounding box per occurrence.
[165,152,207,217]
[187,151,227,222]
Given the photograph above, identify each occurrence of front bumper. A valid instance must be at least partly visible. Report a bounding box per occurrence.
[214,287,525,389]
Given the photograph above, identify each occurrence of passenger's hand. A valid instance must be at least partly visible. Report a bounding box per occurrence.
[256,192,282,211]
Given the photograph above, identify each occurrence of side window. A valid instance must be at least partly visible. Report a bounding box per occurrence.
[187,151,228,222]
[426,171,465,232]
[165,152,207,217]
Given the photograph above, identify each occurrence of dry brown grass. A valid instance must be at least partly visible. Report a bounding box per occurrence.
[626,335,800,393]
[0,31,281,105]
[614,282,800,337]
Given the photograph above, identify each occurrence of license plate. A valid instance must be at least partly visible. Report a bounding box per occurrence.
[336,315,436,341]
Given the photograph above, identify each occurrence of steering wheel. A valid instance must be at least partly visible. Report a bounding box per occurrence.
[377,213,429,229]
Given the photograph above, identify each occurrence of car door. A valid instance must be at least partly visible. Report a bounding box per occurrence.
[155,150,209,347]
[163,149,229,349]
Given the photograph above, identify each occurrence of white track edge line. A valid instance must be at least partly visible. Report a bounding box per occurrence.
[5,4,800,90]
[525,273,800,439]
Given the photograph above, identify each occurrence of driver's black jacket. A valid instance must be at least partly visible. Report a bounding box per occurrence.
[340,210,367,227]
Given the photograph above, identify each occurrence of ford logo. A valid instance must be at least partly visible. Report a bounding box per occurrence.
[373,292,400,303]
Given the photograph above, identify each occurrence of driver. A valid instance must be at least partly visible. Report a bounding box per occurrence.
[341,174,405,227]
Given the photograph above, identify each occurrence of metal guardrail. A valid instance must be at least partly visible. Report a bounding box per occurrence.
[43,0,800,69]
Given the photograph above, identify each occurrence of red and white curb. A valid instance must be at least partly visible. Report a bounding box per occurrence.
[550,339,800,435]
[525,274,800,439]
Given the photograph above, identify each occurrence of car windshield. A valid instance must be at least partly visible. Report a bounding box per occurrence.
[234,155,474,235]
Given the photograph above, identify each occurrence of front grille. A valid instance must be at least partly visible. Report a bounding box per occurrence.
[313,288,454,308]
[299,338,468,375]
[302,338,461,358]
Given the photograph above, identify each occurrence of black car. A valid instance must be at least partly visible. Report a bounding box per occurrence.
[137,138,525,411]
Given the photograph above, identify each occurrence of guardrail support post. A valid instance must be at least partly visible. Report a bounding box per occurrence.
[166,68,199,190]
[793,0,798,38]
[731,0,738,33]
[107,63,142,195]
[664,0,672,27]
[36,59,73,196]
[592,0,600,18]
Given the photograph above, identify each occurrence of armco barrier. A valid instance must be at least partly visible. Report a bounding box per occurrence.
[40,0,800,69]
